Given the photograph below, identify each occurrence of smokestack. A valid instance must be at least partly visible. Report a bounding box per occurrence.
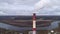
[32,13,36,34]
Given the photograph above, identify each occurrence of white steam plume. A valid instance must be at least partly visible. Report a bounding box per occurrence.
[34,0,60,12]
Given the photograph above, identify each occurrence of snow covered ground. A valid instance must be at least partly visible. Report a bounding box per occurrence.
[0,0,60,16]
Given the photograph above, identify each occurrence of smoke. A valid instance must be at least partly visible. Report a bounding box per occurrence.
[34,0,60,15]
[35,0,60,10]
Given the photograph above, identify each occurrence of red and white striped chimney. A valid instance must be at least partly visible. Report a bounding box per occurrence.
[32,13,36,34]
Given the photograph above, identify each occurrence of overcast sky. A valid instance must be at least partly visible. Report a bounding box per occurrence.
[0,0,60,16]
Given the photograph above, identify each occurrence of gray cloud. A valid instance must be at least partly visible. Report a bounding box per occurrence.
[0,0,60,15]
